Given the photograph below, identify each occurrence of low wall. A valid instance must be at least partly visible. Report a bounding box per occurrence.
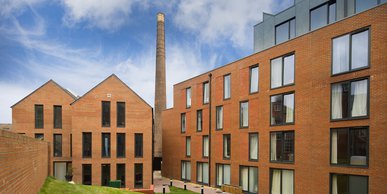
[0,130,49,194]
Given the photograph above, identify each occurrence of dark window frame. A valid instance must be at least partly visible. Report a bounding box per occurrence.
[239,101,249,128]
[223,134,231,160]
[34,133,44,140]
[223,74,231,100]
[116,102,126,128]
[249,65,259,94]
[269,168,295,194]
[203,81,210,105]
[239,165,259,193]
[35,104,44,129]
[309,1,337,31]
[134,163,143,188]
[135,133,143,158]
[275,18,296,45]
[181,113,186,133]
[329,173,369,194]
[270,91,295,126]
[197,109,203,132]
[101,101,111,127]
[270,52,295,90]
[116,133,126,158]
[82,164,92,185]
[82,132,92,158]
[270,131,295,163]
[116,163,126,188]
[181,160,191,182]
[101,164,111,186]
[249,132,259,161]
[53,134,62,157]
[101,133,111,158]
[216,106,223,130]
[216,163,231,187]
[53,105,62,129]
[186,136,191,157]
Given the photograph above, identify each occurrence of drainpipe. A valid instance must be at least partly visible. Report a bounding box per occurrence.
[208,73,212,187]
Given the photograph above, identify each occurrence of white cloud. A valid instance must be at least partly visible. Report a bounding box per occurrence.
[0,83,31,123]
[0,0,46,18]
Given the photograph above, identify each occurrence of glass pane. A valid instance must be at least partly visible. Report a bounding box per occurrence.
[249,167,258,193]
[331,83,344,119]
[186,162,191,180]
[250,134,258,160]
[224,135,230,158]
[350,129,367,165]
[240,167,248,191]
[117,133,125,157]
[54,134,62,157]
[224,75,231,99]
[197,163,203,182]
[329,3,336,23]
[241,102,248,127]
[350,79,368,117]
[351,30,369,69]
[203,163,209,184]
[349,176,368,194]
[283,132,294,162]
[117,102,125,127]
[54,106,62,129]
[217,107,223,129]
[224,165,231,184]
[186,88,191,107]
[250,66,259,93]
[276,21,289,44]
[203,82,209,104]
[276,133,283,161]
[284,93,294,123]
[271,57,283,88]
[355,0,378,13]
[282,170,294,194]
[186,137,191,156]
[271,95,283,125]
[311,4,328,30]
[283,54,294,85]
[332,35,350,74]
[102,133,110,157]
[337,129,349,164]
[217,165,223,186]
[289,19,295,39]
[135,134,143,157]
[181,114,186,132]
[102,101,110,127]
[197,110,202,131]
[116,164,125,187]
[203,136,209,157]
[182,162,186,179]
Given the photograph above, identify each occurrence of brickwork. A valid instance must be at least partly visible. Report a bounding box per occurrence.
[162,5,387,194]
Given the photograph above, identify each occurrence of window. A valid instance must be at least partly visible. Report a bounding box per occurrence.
[250,66,259,93]
[197,162,209,185]
[117,133,125,158]
[117,102,125,127]
[53,105,62,129]
[135,164,143,188]
[35,133,44,140]
[275,18,295,44]
[181,113,186,133]
[332,29,369,75]
[186,87,191,108]
[70,134,72,157]
[331,127,368,166]
[116,164,125,188]
[240,101,249,128]
[270,169,294,194]
[223,74,231,99]
[102,101,111,127]
[101,164,110,186]
[271,92,295,125]
[82,164,92,185]
[186,136,191,157]
[203,82,209,104]
[223,134,231,159]
[135,133,143,158]
[216,106,223,130]
[82,132,92,158]
[270,131,294,162]
[331,78,369,120]
[249,133,258,161]
[181,161,191,181]
[216,164,231,186]
[310,2,336,31]
[271,54,295,89]
[331,174,368,194]
[203,136,209,158]
[35,104,44,128]
[197,110,203,132]
[240,166,258,193]
[102,133,111,157]
[355,0,377,13]
[53,134,62,157]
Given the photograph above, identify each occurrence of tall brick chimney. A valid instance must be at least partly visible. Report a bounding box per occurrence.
[153,12,166,169]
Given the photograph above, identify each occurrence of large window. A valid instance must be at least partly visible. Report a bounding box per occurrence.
[223,74,231,99]
[53,105,62,129]
[203,82,209,104]
[216,106,223,130]
[186,136,191,157]
[197,162,209,185]
[223,134,231,159]
[117,102,125,127]
[181,161,191,181]
[53,134,62,157]
[240,166,258,193]
[331,174,368,194]
[332,29,369,75]
[82,132,92,158]
[331,127,368,166]
[197,110,203,132]
[270,131,294,163]
[116,164,125,188]
[271,54,295,89]
[181,113,186,133]
[135,163,143,188]
[271,92,295,125]
[35,133,44,140]
[331,78,369,120]
[203,135,209,158]
[250,65,259,93]
[101,133,111,158]
[275,18,295,44]
[240,101,249,128]
[355,0,378,13]
[101,164,110,186]
[35,104,44,129]
[216,164,231,186]
[82,164,92,185]
[186,87,191,108]
[270,169,294,194]
[310,2,336,31]
[102,101,111,127]
[117,133,125,158]
[249,133,258,161]
[135,133,143,158]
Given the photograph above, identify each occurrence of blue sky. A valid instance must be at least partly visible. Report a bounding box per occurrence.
[0,0,293,123]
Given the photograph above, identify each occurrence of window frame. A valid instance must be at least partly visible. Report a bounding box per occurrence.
[101,164,111,186]
[53,134,62,157]
[34,133,44,140]
[239,101,249,128]
[249,65,259,94]
[82,164,92,185]
[330,173,369,194]
[354,0,380,13]
[223,74,231,100]
[181,160,191,182]
[270,131,295,163]
[202,135,209,158]
[53,105,62,129]
[186,136,191,157]
[216,163,231,187]
[116,102,126,128]
[249,132,259,162]
[270,91,295,126]
[309,1,337,31]
[101,133,111,158]
[223,134,231,160]
[269,168,295,194]
[216,106,223,130]
[82,132,92,158]
[270,52,295,89]
[134,163,143,188]
[101,101,111,127]
[116,133,126,158]
[135,133,143,158]
[116,163,126,188]
[197,109,203,132]
[181,113,186,133]
[35,104,44,129]
[239,165,259,194]
[196,162,209,185]
[203,81,210,105]
[275,18,296,45]
[186,87,192,109]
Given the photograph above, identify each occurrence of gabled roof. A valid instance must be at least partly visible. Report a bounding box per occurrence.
[11,80,77,108]
[70,74,152,108]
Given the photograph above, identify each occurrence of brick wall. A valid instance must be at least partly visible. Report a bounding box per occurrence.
[0,130,49,194]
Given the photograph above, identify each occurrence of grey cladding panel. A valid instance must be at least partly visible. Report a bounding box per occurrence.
[295,0,310,35]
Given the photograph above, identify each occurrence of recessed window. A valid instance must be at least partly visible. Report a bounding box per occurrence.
[223,134,231,159]
[216,106,223,130]
[117,133,125,158]
[270,169,294,194]
[35,133,44,140]
[203,82,209,104]
[53,105,62,129]
[186,136,191,157]
[102,101,111,127]
[82,164,92,185]
[197,110,203,132]
[116,164,125,188]
[250,66,259,93]
[275,18,295,44]
[270,131,294,163]
[35,104,44,129]
[134,163,143,188]
[181,113,186,133]
[249,133,258,161]
[271,54,294,89]
[355,0,377,13]
[310,2,336,31]
[271,92,295,125]
[197,162,209,185]
[135,133,143,158]
[223,74,231,99]
[332,29,369,75]
[216,164,231,187]
[186,87,191,108]
[331,174,368,194]
[117,102,125,128]
[240,166,258,193]
[53,134,62,157]
[82,132,92,158]
[331,127,368,166]
[101,133,111,158]
[240,101,249,128]
[101,164,110,186]
[203,135,209,158]
[181,161,191,181]
[331,78,368,120]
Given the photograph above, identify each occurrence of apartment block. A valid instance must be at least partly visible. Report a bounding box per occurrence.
[162,2,387,194]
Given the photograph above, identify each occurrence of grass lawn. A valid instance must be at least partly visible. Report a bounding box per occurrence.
[39,176,140,194]
[156,186,198,194]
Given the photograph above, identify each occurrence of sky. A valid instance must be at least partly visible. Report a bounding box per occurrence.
[0,0,294,123]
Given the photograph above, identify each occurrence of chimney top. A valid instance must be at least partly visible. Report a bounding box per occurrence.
[157,12,165,22]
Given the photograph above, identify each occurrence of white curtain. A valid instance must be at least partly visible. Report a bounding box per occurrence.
[186,162,191,180]
[242,102,248,127]
[250,134,258,160]
[284,94,294,123]
[203,163,209,184]
[182,162,186,179]
[332,35,350,74]
[241,167,248,191]
[331,174,338,194]
[249,167,258,193]
[224,165,230,185]
[271,58,282,88]
[186,88,191,107]
[204,83,209,103]
[203,137,209,157]
[282,170,294,194]
[104,137,109,156]
[250,67,259,93]
[271,170,281,194]
[331,131,338,164]
[186,138,191,156]
[217,107,223,129]
[224,75,230,98]
[224,136,229,158]
[332,84,343,119]
[271,133,277,161]
[197,163,203,182]
[217,165,223,186]
[351,80,367,117]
